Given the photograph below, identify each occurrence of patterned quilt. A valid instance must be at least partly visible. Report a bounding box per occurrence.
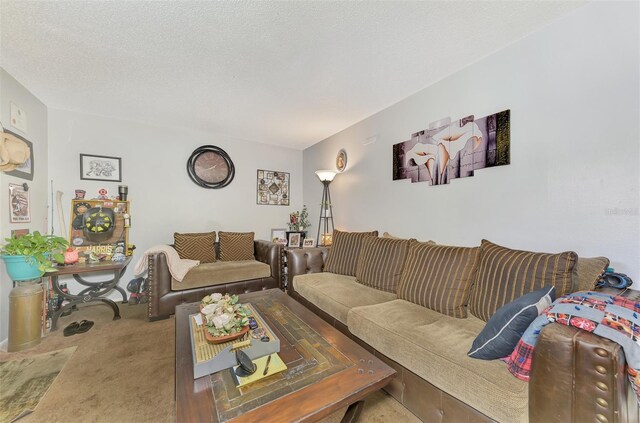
[505,291,640,402]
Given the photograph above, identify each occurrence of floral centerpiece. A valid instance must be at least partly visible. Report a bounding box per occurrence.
[288,205,310,231]
[200,293,252,343]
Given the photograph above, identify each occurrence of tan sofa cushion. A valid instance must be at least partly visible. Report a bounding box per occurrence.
[575,256,610,291]
[355,236,410,293]
[174,231,217,263]
[292,272,396,325]
[397,241,480,318]
[347,299,528,423]
[219,231,255,261]
[469,240,578,321]
[324,230,378,276]
[171,260,270,290]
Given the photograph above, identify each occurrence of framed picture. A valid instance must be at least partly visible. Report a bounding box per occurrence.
[336,149,347,173]
[80,154,122,182]
[303,238,316,248]
[287,232,301,248]
[9,183,30,223]
[271,228,288,245]
[257,169,290,206]
[3,129,34,181]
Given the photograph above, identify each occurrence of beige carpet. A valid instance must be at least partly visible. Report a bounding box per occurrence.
[0,346,76,423]
[0,303,419,423]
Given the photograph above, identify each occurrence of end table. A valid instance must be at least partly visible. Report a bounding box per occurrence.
[44,257,132,330]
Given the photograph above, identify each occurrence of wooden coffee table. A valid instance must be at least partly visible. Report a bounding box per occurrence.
[175,289,396,422]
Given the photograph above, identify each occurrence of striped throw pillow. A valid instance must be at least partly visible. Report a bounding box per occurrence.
[397,241,481,318]
[468,240,578,322]
[355,236,410,293]
[219,231,255,261]
[174,231,217,263]
[324,230,379,276]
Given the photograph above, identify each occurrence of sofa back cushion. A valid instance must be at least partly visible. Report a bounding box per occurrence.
[355,236,410,293]
[468,239,578,322]
[219,231,255,261]
[397,241,481,318]
[575,256,610,291]
[324,230,379,276]
[174,231,217,263]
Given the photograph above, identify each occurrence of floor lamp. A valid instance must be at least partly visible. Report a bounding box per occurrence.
[315,170,336,247]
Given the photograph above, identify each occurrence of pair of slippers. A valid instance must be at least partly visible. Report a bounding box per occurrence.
[63,320,94,337]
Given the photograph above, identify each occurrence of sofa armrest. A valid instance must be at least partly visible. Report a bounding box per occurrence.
[287,247,329,296]
[147,252,172,321]
[529,322,638,423]
[254,240,282,289]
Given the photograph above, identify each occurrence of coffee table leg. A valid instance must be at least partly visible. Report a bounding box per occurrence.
[340,400,365,423]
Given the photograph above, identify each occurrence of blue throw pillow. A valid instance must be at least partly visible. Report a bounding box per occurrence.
[468,286,556,360]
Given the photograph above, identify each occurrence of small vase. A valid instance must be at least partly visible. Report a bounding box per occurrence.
[298,226,305,231]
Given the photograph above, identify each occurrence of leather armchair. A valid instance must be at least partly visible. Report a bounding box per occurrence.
[147,240,282,321]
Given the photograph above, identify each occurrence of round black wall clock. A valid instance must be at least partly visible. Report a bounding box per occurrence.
[187,145,235,189]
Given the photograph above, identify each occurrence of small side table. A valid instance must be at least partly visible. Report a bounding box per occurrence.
[281,246,303,291]
[45,257,132,331]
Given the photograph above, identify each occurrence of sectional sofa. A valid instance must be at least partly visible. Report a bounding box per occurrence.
[287,230,636,422]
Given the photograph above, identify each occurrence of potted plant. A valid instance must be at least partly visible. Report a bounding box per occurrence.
[1,231,69,281]
[287,205,311,231]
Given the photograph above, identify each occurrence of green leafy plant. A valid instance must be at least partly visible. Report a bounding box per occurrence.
[1,231,69,274]
[288,205,311,230]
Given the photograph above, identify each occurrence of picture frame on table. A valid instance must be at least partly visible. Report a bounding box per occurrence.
[271,228,288,245]
[302,238,316,248]
[80,153,122,182]
[287,232,301,248]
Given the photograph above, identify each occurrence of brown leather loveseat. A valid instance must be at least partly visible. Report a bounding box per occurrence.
[287,235,639,422]
[147,240,281,321]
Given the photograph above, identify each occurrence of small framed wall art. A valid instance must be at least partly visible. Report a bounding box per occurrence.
[80,154,122,182]
[1,128,34,181]
[302,238,316,248]
[336,149,347,172]
[9,183,30,223]
[257,170,290,206]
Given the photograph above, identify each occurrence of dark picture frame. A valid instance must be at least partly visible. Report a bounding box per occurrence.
[80,154,122,182]
[4,129,34,181]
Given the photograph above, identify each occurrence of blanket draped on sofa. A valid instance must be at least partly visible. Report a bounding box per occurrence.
[506,291,640,403]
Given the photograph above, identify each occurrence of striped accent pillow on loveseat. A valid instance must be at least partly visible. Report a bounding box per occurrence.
[355,236,410,293]
[219,231,255,261]
[323,230,378,276]
[397,241,480,318]
[468,239,578,322]
[174,231,217,263]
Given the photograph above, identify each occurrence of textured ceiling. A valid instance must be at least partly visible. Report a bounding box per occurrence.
[0,1,583,149]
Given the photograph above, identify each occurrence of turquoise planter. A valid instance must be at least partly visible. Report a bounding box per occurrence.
[1,255,42,281]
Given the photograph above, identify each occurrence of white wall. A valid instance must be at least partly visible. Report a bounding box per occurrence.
[0,68,49,342]
[48,109,302,296]
[303,2,640,285]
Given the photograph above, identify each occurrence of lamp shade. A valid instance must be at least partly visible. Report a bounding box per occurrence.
[315,170,337,182]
